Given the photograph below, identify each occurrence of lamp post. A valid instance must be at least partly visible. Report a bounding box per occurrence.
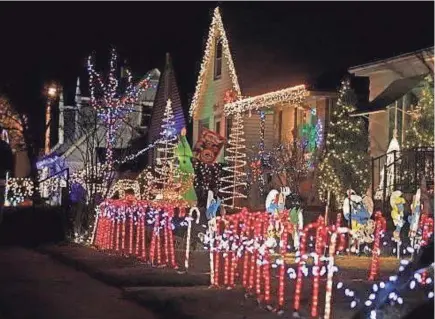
[45,84,57,155]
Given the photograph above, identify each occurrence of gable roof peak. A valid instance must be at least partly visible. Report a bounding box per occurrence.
[188,6,241,119]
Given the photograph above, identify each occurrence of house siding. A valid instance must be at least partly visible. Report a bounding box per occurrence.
[350,51,434,158]
[243,112,274,158]
[193,30,235,151]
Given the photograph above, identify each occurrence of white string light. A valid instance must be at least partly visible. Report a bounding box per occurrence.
[189,7,241,119]
[224,85,307,115]
[219,112,247,209]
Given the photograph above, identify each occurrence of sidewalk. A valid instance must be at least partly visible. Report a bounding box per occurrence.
[0,247,157,319]
[38,243,210,287]
[38,243,280,319]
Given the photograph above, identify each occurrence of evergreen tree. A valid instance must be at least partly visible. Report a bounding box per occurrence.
[404,76,434,149]
[316,77,370,207]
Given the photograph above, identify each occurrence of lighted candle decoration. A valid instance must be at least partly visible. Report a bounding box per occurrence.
[185,207,200,271]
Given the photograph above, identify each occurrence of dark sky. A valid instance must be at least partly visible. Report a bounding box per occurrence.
[0,1,433,143]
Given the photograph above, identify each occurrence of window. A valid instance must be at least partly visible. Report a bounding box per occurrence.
[214,39,223,80]
[215,120,221,136]
[140,104,152,127]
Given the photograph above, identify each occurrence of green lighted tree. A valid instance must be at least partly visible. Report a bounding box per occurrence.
[404,76,434,149]
[316,77,371,207]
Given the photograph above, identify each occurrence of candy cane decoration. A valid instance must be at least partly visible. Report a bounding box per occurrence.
[311,217,326,318]
[368,211,386,281]
[90,207,100,246]
[324,232,337,319]
[185,207,200,271]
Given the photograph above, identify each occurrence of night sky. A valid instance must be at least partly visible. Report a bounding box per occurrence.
[0,1,433,144]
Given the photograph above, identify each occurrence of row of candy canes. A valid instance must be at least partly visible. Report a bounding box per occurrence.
[199,206,355,317]
[415,213,434,285]
[293,215,351,318]
[93,198,188,268]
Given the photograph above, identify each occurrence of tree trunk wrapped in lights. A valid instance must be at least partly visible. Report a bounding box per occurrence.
[316,77,370,207]
[87,48,140,170]
[404,76,434,149]
[219,113,247,209]
[154,99,180,200]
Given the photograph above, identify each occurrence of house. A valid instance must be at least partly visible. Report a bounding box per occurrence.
[349,47,434,158]
[146,53,186,166]
[46,68,160,173]
[189,7,337,206]
[349,47,434,203]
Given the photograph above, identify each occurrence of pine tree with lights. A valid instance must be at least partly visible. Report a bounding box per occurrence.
[404,76,434,149]
[219,113,247,209]
[316,77,370,207]
[154,99,180,199]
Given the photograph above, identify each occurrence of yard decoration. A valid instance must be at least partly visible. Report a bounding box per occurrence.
[390,190,406,242]
[343,189,374,253]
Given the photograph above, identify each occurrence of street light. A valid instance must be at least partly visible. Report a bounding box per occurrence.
[45,84,57,155]
[48,86,57,98]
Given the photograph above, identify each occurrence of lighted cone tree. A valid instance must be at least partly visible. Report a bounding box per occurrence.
[154,99,180,199]
[316,77,370,207]
[219,112,247,209]
[404,76,434,149]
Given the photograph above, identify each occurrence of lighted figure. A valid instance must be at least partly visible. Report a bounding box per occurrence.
[408,188,422,241]
[175,128,197,205]
[343,189,374,252]
[206,190,221,232]
[265,187,290,215]
[265,187,290,248]
[390,190,406,242]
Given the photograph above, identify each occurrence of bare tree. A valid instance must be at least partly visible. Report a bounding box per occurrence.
[269,138,311,195]
[67,103,138,241]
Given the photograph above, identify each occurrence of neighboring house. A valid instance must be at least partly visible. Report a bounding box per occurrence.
[189,7,337,204]
[45,68,160,174]
[349,47,434,158]
[349,47,434,202]
[147,53,186,166]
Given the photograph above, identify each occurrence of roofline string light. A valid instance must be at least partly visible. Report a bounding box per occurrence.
[189,7,241,119]
[224,85,307,116]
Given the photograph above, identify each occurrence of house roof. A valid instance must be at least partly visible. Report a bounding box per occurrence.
[349,47,434,76]
[147,53,186,164]
[224,84,308,115]
[189,7,333,119]
[351,74,427,116]
[189,7,241,119]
